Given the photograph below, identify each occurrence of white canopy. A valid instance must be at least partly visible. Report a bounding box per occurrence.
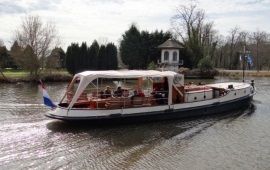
[66,70,180,109]
[76,70,177,80]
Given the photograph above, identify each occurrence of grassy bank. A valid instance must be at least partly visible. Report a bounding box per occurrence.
[0,69,72,83]
[2,69,29,78]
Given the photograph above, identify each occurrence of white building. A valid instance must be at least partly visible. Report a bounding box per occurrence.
[157,39,184,72]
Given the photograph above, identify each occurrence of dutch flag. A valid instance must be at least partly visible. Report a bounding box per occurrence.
[40,80,56,108]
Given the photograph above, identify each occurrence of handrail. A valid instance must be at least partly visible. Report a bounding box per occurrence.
[173,84,183,97]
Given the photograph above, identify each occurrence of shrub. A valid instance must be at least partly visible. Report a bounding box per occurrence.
[197,57,213,69]
[178,67,190,74]
[147,61,158,70]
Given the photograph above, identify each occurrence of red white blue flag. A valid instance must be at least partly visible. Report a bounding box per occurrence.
[40,80,56,108]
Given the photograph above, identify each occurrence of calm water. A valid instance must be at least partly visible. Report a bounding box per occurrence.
[0,77,269,170]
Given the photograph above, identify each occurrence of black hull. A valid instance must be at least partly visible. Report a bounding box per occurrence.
[46,95,254,124]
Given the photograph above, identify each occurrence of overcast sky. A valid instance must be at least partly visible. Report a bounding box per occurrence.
[1,0,270,50]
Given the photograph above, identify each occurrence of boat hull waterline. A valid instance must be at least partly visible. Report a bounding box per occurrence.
[45,94,254,123]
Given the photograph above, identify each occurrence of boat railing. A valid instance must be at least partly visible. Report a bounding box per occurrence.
[87,94,168,109]
[104,96,161,109]
[104,97,131,109]
[65,88,169,109]
[67,92,88,103]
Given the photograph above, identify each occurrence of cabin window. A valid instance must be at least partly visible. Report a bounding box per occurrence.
[173,51,177,61]
[164,51,169,61]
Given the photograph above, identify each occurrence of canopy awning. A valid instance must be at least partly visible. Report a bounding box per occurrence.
[76,70,177,80]
[66,70,180,109]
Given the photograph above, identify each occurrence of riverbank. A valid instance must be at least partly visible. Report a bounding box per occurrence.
[0,74,72,83]
[0,70,72,83]
[218,69,270,78]
[1,69,270,83]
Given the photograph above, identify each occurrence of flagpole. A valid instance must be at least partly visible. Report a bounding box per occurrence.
[242,45,246,82]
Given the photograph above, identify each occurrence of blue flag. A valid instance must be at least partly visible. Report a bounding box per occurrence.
[247,54,253,69]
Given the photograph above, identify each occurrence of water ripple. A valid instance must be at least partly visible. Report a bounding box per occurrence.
[0,80,270,169]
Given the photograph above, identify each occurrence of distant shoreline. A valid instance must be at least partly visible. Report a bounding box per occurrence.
[1,69,270,83]
[0,74,72,83]
[218,69,270,78]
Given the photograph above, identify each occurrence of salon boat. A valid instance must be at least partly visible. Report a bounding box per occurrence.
[42,70,256,123]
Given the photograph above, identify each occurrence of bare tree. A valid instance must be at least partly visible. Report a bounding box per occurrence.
[266,34,270,71]
[214,35,226,68]
[171,1,217,68]
[249,29,268,71]
[46,48,61,74]
[202,22,219,61]
[22,45,40,75]
[0,44,8,79]
[171,1,205,43]
[13,15,61,70]
[226,26,241,69]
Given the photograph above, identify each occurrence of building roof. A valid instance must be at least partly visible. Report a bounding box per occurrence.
[157,39,183,49]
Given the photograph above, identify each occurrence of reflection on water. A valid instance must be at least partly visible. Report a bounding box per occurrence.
[0,78,270,169]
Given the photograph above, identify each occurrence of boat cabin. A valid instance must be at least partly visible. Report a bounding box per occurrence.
[57,70,239,111]
[58,70,187,109]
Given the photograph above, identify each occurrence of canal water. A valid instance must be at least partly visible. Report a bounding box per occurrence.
[0,77,269,170]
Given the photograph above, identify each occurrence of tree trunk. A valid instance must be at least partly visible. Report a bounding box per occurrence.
[0,68,8,80]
